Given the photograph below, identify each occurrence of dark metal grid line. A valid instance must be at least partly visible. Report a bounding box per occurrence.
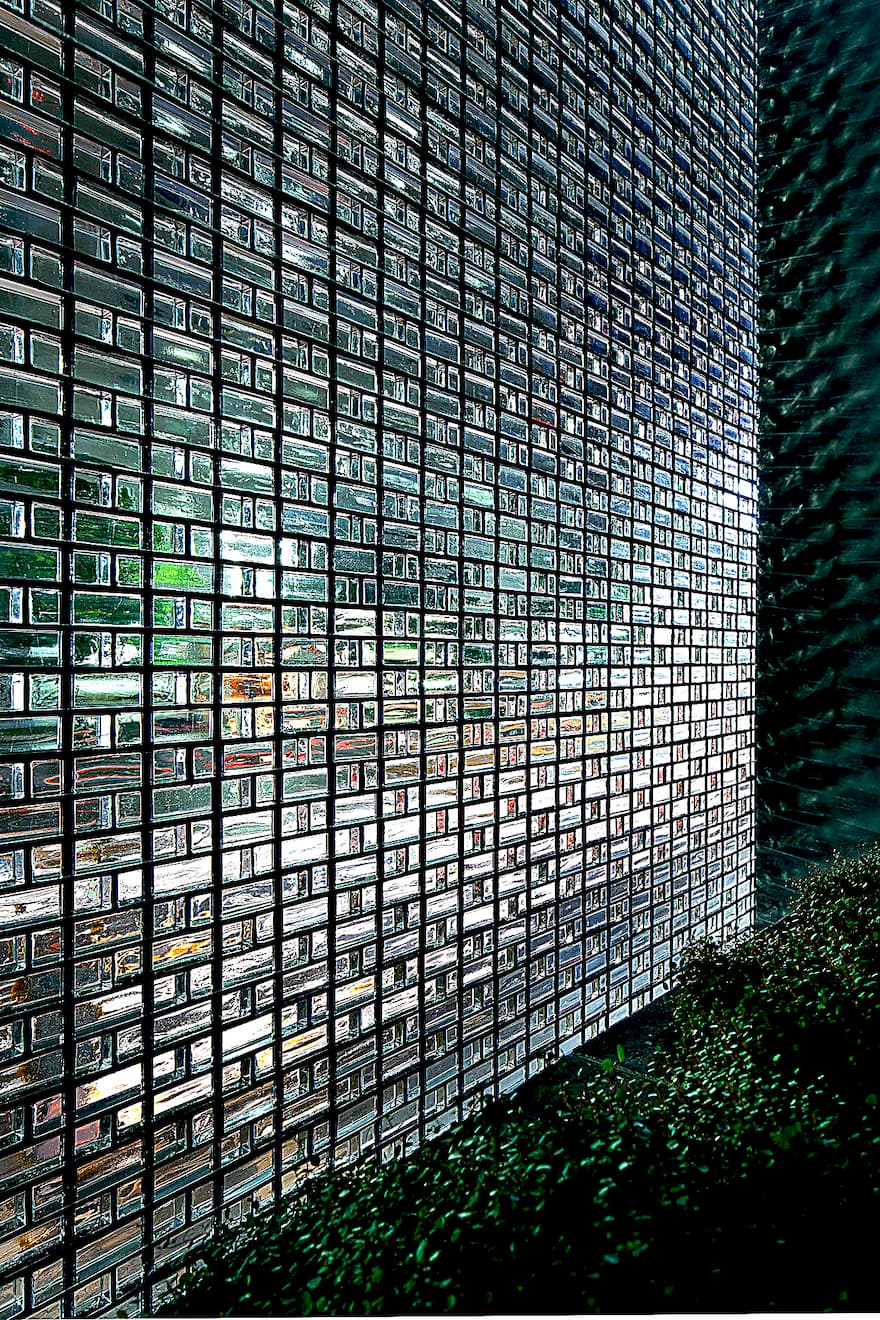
[325,0,342,1176]
[551,0,564,1062]
[642,0,662,996]
[58,5,78,1315]
[452,0,468,1124]
[678,0,699,961]
[412,0,430,1146]
[208,0,226,1237]
[523,0,537,1080]
[140,2,158,1308]
[271,0,287,1215]
[490,0,505,1095]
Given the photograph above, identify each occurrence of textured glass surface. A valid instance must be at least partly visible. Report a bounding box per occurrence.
[0,0,756,1312]
[759,0,880,914]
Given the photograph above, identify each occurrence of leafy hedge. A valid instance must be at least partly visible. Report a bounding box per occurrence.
[165,847,880,1314]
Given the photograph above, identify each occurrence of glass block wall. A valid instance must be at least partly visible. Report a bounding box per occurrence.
[0,0,756,1312]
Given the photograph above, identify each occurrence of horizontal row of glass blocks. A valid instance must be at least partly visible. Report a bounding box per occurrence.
[0,0,756,1312]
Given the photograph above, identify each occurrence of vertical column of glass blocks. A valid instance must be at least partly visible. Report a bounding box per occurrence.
[584,0,614,1033]
[332,0,381,1165]
[276,0,334,1193]
[606,0,636,1021]
[0,0,757,1313]
[146,0,216,1295]
[214,0,276,1235]
[0,7,67,1316]
[68,0,148,1308]
[556,3,589,1055]
[494,0,531,1093]
[458,0,496,1101]
[421,0,464,1132]
[376,0,427,1162]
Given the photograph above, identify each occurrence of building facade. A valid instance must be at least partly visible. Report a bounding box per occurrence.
[758,0,880,914]
[0,0,756,1312]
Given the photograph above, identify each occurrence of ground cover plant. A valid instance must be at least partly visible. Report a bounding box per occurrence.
[164,846,880,1314]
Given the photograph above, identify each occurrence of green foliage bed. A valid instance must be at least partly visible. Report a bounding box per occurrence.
[165,847,880,1314]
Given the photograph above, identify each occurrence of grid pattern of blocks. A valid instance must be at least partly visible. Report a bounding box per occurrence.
[0,0,756,1312]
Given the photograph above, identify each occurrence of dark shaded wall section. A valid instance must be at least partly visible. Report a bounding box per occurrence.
[759,0,880,916]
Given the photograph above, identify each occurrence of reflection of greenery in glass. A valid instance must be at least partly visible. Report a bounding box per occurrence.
[152,561,213,591]
[0,545,57,579]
